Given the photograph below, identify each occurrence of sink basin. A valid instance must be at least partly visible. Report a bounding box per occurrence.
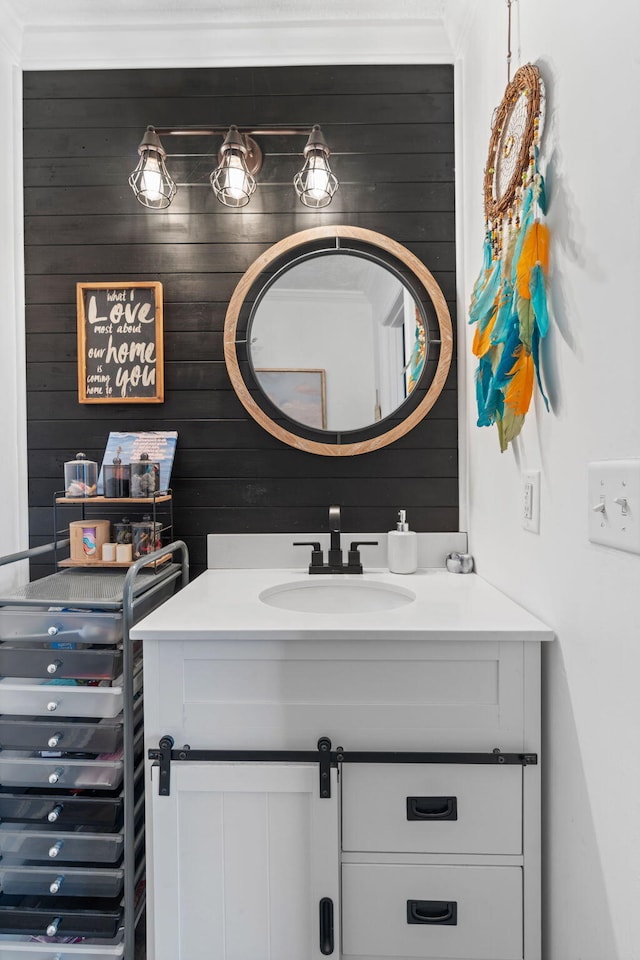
[259,578,416,614]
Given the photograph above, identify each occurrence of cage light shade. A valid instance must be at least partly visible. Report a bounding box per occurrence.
[294,124,339,208]
[129,126,176,209]
[211,126,258,208]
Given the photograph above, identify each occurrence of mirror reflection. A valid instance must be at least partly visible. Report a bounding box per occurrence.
[248,253,428,432]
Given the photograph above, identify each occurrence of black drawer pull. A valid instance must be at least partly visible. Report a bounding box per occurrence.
[406,796,458,821]
[407,900,457,925]
[319,897,334,955]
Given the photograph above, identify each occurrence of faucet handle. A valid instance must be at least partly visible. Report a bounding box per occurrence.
[347,541,379,572]
[293,541,324,568]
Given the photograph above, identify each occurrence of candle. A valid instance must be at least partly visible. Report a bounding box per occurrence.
[102,543,116,562]
[116,543,133,563]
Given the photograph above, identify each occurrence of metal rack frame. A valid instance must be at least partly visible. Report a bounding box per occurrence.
[0,539,189,959]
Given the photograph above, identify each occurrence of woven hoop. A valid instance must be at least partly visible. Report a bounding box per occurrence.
[483,63,542,222]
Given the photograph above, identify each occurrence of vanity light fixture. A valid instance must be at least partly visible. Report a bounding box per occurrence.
[128,124,339,210]
[128,126,177,209]
[210,125,261,208]
[293,124,339,209]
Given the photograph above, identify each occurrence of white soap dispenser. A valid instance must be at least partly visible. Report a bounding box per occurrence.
[388,509,418,574]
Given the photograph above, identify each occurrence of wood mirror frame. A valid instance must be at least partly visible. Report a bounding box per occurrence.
[224,225,453,456]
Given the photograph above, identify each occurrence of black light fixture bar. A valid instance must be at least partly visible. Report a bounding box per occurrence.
[151,126,316,137]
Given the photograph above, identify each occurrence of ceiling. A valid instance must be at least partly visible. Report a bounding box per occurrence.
[7,0,447,27]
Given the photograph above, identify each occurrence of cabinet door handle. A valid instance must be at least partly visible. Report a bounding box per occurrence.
[319,897,334,955]
[406,796,457,821]
[407,900,457,925]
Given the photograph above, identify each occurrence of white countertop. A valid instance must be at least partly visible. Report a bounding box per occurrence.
[130,568,554,642]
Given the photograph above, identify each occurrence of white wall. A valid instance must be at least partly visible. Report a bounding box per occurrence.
[453,2,640,957]
[0,2,28,591]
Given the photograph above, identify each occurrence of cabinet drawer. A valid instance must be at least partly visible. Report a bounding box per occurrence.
[0,791,122,828]
[0,895,123,938]
[0,671,141,718]
[0,611,122,646]
[0,717,123,753]
[0,866,124,898]
[341,763,522,855]
[0,754,125,791]
[342,863,522,960]
[0,644,123,680]
[0,826,124,864]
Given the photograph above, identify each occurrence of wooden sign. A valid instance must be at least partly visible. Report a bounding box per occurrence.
[76,281,164,404]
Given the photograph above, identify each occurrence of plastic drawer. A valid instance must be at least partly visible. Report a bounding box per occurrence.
[0,754,125,791]
[0,611,123,646]
[0,671,141,718]
[0,826,124,864]
[0,645,123,681]
[0,791,123,828]
[0,895,123,938]
[0,939,125,960]
[0,867,124,898]
[0,717,124,754]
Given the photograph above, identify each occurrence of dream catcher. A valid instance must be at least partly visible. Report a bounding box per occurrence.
[469,8,550,452]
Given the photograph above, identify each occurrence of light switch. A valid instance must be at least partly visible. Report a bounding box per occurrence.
[587,460,640,554]
[522,470,540,533]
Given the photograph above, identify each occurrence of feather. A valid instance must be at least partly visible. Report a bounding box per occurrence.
[478,382,504,427]
[472,310,497,357]
[497,407,525,452]
[516,222,550,298]
[469,258,501,325]
[533,172,547,215]
[531,327,550,412]
[475,357,494,423]
[471,236,493,302]
[510,209,534,283]
[491,282,517,344]
[492,321,521,388]
[504,345,535,416]
[529,263,550,338]
[516,295,536,350]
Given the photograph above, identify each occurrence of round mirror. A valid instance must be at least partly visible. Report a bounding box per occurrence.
[224,226,453,456]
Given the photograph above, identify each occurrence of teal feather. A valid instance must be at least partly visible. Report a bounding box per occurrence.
[520,184,534,222]
[470,236,493,303]
[531,328,550,411]
[491,281,516,344]
[529,263,550,338]
[534,173,547,215]
[476,357,498,426]
[492,322,521,388]
[478,381,504,427]
[511,211,534,282]
[469,259,501,326]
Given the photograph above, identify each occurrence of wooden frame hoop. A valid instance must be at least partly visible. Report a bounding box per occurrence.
[223,225,453,457]
[483,63,542,222]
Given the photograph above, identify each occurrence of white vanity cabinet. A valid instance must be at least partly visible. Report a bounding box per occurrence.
[136,564,552,960]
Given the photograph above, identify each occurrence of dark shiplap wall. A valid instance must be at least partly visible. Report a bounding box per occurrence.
[23,65,457,579]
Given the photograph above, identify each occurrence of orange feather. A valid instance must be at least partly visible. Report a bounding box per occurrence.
[472,310,497,358]
[516,222,550,299]
[504,345,534,415]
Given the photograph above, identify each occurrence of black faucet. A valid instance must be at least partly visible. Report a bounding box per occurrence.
[294,505,378,574]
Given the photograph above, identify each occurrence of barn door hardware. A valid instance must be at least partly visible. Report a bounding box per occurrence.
[149,736,537,798]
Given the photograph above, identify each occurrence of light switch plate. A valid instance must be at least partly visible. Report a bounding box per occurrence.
[587,460,640,554]
[522,470,540,533]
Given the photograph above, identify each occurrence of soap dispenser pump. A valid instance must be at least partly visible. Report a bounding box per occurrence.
[388,509,418,574]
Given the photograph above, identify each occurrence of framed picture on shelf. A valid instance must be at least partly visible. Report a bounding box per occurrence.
[255,368,327,430]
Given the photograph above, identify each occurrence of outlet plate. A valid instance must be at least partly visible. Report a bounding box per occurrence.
[522,470,540,534]
[587,460,640,554]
